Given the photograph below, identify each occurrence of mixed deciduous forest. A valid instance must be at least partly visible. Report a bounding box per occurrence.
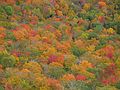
[0,0,120,90]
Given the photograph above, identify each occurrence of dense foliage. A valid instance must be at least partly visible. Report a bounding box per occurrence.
[0,0,120,90]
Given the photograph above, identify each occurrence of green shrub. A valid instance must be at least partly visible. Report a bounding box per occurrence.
[95,39,107,50]
[4,6,14,16]
[0,50,16,68]
[93,23,103,32]
[0,86,4,90]
[88,32,99,39]
[5,31,16,41]
[71,46,86,57]
[85,10,96,21]
[115,82,120,89]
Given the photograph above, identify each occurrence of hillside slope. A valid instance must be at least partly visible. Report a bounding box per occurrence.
[0,0,120,90]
